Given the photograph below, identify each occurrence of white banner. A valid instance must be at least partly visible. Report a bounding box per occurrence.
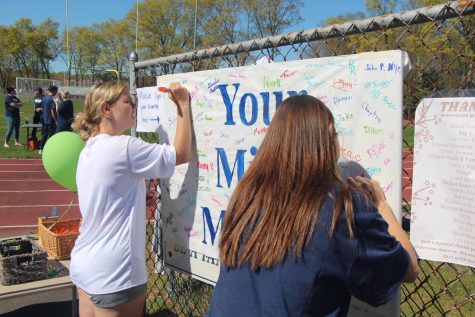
[136,50,407,288]
[410,97,475,267]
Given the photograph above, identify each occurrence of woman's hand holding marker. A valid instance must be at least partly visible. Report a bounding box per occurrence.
[162,82,192,165]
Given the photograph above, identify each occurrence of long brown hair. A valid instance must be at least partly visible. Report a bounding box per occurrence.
[219,94,354,270]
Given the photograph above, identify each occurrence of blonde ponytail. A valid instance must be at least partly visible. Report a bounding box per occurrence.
[72,81,128,141]
[72,112,100,141]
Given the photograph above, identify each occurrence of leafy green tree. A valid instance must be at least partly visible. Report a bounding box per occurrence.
[0,26,17,88]
[94,19,135,76]
[309,12,366,58]
[128,0,195,62]
[62,26,102,83]
[32,18,60,78]
[193,0,254,68]
[200,0,248,47]
[365,0,400,15]
[60,28,80,83]
[8,19,37,77]
[241,0,303,37]
[6,18,59,79]
[401,0,475,92]
[241,0,303,61]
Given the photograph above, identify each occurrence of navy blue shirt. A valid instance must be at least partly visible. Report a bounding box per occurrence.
[34,96,44,110]
[5,95,21,117]
[56,99,74,132]
[206,192,409,317]
[33,95,44,123]
[42,95,56,124]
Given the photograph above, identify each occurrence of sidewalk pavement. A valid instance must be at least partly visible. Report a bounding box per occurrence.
[1,293,75,317]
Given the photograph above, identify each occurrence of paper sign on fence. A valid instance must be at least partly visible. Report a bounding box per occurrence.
[410,97,475,268]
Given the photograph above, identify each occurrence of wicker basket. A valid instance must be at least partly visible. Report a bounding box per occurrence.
[38,218,81,260]
[37,216,59,242]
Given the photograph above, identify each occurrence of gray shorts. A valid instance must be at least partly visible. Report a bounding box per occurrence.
[89,283,147,309]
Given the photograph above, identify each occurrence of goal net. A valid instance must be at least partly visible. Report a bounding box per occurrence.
[15,77,60,97]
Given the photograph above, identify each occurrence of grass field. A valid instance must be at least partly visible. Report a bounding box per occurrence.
[0,95,84,158]
[403,124,414,148]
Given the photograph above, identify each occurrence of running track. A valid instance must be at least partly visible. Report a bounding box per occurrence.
[0,158,81,238]
[0,155,414,239]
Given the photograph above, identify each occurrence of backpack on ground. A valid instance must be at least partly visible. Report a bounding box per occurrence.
[27,137,39,151]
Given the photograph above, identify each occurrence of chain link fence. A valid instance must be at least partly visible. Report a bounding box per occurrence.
[131,1,475,316]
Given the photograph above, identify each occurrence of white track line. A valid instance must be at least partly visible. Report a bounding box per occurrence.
[0,204,78,208]
[0,171,46,173]
[0,225,38,228]
[0,189,70,192]
[0,164,43,166]
[0,179,54,181]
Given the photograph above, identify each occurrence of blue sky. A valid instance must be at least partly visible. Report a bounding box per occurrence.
[0,0,368,70]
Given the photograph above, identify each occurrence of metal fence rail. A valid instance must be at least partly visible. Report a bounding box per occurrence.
[132,1,475,316]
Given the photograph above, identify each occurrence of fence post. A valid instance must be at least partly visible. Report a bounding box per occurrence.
[129,51,139,138]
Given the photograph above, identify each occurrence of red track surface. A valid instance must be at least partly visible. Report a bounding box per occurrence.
[0,158,81,238]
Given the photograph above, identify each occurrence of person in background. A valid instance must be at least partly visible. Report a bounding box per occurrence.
[3,87,22,148]
[32,87,44,140]
[207,94,420,317]
[56,90,74,132]
[70,81,192,317]
[39,84,58,154]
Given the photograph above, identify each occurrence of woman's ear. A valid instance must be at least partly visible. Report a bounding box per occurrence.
[101,102,112,118]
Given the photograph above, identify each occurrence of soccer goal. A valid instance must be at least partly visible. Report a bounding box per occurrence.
[15,77,61,97]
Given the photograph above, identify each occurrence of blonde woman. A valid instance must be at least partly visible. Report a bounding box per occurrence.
[207,95,419,317]
[71,81,192,317]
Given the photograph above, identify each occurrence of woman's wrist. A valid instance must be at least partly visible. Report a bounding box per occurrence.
[179,100,190,110]
[177,101,190,117]
[377,200,392,215]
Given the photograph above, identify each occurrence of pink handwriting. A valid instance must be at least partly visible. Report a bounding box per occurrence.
[254,127,269,135]
[211,196,224,208]
[280,70,297,78]
[197,162,213,172]
[229,72,246,79]
[190,85,200,99]
[367,140,386,159]
[332,78,353,91]
[340,147,362,162]
[185,226,199,238]
[382,181,393,196]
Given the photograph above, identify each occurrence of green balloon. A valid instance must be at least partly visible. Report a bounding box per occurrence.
[42,132,85,192]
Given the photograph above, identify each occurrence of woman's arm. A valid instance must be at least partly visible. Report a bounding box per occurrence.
[348,176,420,283]
[377,199,420,282]
[168,83,192,165]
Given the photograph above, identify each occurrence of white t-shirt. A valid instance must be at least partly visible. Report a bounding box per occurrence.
[70,134,176,294]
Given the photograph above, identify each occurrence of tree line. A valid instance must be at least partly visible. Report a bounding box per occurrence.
[0,0,303,87]
[1,0,472,94]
